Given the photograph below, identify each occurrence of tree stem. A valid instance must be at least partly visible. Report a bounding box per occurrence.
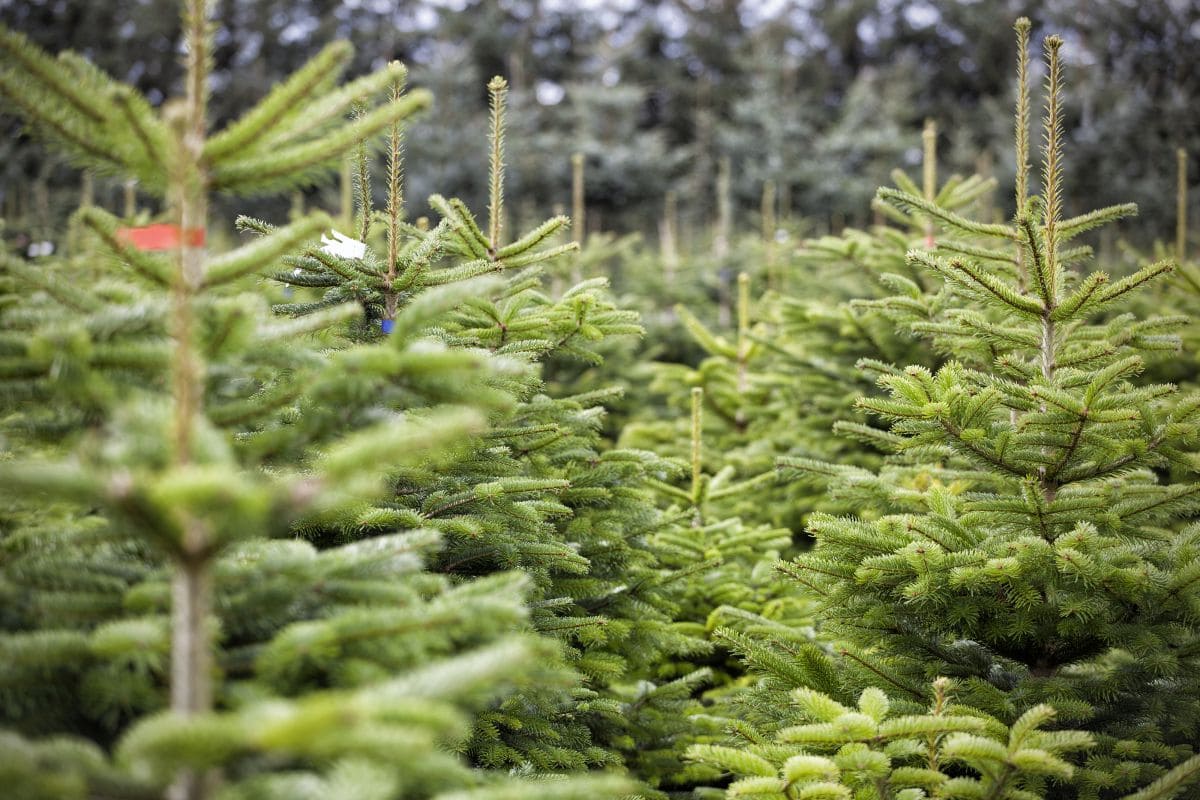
[487,76,508,253]
[571,151,585,283]
[168,3,214,797]
[690,387,704,525]
[1179,148,1189,265]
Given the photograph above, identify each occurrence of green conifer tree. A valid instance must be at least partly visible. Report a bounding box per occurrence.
[0,4,627,799]
[760,20,1200,800]
[614,113,1006,799]
[620,133,997,534]
[689,678,1095,800]
[248,68,762,795]
[598,384,800,793]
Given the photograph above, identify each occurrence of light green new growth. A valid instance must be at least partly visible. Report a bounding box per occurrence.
[387,66,407,297]
[572,152,585,248]
[692,386,705,511]
[572,151,585,282]
[1040,35,1065,295]
[352,100,373,242]
[1179,148,1189,265]
[487,75,508,251]
[1013,17,1032,216]
[922,118,937,202]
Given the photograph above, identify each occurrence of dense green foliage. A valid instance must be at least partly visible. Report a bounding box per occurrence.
[2,5,1200,800]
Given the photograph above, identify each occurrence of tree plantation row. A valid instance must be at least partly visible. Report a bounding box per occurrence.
[1,4,1198,800]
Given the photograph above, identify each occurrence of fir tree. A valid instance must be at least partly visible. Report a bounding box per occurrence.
[755,124,999,524]
[251,69,748,794]
[620,268,798,529]
[0,4,628,799]
[621,127,997,534]
[769,20,1200,800]
[689,678,1095,800]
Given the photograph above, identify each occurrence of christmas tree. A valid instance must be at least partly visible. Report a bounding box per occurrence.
[0,4,626,799]
[689,678,1096,800]
[726,19,1200,800]
[246,66,763,793]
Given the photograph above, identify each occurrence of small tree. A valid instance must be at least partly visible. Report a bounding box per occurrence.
[0,4,627,799]
[773,20,1200,800]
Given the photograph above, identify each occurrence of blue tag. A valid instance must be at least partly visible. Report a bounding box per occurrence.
[380,318,395,334]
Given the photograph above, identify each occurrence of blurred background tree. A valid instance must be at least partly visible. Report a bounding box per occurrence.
[2,0,1197,251]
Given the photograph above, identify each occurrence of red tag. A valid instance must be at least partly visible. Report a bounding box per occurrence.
[925,234,936,249]
[116,224,206,251]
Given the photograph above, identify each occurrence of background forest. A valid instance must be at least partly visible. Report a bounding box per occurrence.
[3,0,1199,247]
